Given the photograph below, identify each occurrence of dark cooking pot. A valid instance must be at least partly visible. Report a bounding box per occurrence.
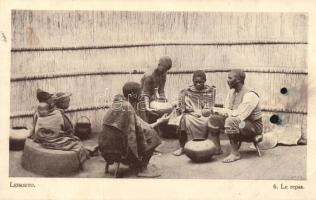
[184,138,217,162]
[75,116,91,140]
[10,126,30,151]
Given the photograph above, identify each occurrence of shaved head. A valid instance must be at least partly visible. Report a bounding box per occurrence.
[230,69,246,84]
[159,56,172,70]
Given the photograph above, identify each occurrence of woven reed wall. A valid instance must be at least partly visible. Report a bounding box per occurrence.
[11,10,308,137]
[12,11,307,48]
[12,45,307,75]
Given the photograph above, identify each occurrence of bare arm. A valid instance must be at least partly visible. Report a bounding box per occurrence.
[158,74,167,98]
[141,75,155,110]
[150,114,170,128]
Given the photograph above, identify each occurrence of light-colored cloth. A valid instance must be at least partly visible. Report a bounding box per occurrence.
[183,114,209,139]
[224,87,262,121]
[170,85,215,140]
[276,124,301,145]
[249,124,301,150]
[32,109,89,164]
[34,109,63,135]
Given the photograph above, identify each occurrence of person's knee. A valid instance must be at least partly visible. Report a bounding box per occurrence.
[208,114,224,134]
[224,118,240,142]
[224,117,241,130]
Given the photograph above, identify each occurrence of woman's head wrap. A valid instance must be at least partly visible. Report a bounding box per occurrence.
[54,92,72,107]
[36,89,53,103]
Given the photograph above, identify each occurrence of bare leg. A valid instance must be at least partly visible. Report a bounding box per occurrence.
[223,135,241,163]
[173,130,186,156]
[208,114,226,155]
[222,118,243,163]
[210,131,223,155]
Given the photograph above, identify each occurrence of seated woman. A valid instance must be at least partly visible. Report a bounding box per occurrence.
[172,70,217,156]
[31,89,95,168]
[54,92,78,136]
[99,82,169,177]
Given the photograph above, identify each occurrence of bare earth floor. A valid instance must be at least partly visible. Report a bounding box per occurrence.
[9,136,306,180]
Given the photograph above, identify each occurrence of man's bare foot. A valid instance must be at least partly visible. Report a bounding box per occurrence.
[173,148,184,156]
[213,148,223,155]
[222,153,241,163]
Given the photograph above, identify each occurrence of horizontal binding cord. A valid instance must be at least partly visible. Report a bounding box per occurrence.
[11,41,308,52]
[10,104,307,119]
[11,68,308,82]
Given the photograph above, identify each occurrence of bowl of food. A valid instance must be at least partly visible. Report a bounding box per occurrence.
[150,98,173,115]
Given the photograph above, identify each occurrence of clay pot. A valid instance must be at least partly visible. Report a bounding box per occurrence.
[10,126,30,151]
[201,108,212,117]
[184,138,217,162]
[75,116,91,140]
[150,98,173,115]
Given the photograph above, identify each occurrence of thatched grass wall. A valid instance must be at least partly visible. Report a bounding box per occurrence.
[11,10,308,137]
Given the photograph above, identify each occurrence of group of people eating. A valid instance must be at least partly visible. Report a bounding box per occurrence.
[29,56,263,178]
